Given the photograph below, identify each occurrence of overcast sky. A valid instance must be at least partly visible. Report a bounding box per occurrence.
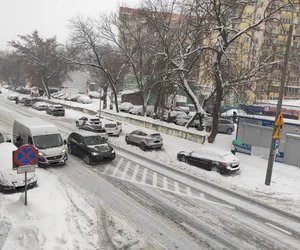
[0,0,139,49]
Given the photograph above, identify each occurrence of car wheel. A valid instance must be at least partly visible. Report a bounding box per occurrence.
[211,164,220,173]
[125,136,130,144]
[84,155,91,165]
[206,126,212,133]
[226,128,233,135]
[140,142,146,151]
[180,155,187,163]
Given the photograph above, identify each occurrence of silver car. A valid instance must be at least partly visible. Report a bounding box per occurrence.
[125,130,163,151]
[205,118,234,134]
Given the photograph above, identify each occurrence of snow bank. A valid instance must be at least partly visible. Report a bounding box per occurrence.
[0,169,99,250]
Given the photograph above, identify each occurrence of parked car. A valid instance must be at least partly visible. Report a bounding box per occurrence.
[174,115,192,126]
[57,94,68,100]
[67,131,115,165]
[66,94,81,101]
[51,92,65,99]
[46,105,65,116]
[23,97,34,106]
[88,91,101,99]
[177,148,240,174]
[103,122,122,136]
[205,118,234,134]
[77,95,92,104]
[145,106,155,117]
[7,94,19,100]
[0,143,37,192]
[163,111,187,122]
[77,125,108,141]
[119,102,134,112]
[76,116,102,127]
[125,130,163,151]
[129,105,143,115]
[32,102,49,111]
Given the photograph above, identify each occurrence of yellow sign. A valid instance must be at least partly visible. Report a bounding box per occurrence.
[275,112,284,126]
[273,126,282,139]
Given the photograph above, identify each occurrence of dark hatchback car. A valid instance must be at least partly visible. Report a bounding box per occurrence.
[67,131,115,165]
[46,105,65,116]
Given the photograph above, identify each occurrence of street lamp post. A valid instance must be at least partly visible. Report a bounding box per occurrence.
[265,5,294,186]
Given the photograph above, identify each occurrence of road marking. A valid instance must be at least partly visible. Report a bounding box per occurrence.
[174,182,180,193]
[186,186,192,196]
[103,164,112,174]
[112,158,124,177]
[141,168,148,184]
[163,176,168,190]
[131,165,139,181]
[265,222,292,235]
[153,172,157,187]
[121,161,131,179]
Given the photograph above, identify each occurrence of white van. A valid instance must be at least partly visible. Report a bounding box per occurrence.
[13,118,68,167]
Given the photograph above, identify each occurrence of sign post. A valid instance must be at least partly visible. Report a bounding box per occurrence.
[13,144,38,206]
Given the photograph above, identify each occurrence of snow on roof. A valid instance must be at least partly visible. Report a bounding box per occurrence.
[239,114,300,126]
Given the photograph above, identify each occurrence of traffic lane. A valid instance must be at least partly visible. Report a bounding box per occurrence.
[1,97,299,236]
[49,155,205,250]
[89,156,300,250]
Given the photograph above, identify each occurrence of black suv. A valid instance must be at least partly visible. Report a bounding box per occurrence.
[46,105,65,116]
[67,131,115,164]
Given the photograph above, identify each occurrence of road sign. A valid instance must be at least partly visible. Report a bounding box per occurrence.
[14,145,38,167]
[273,126,282,139]
[17,165,36,174]
[273,139,280,150]
[275,112,284,126]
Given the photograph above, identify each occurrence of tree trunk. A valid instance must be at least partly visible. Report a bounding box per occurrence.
[103,85,108,109]
[41,78,51,99]
[111,83,119,112]
[154,88,162,118]
[208,87,223,143]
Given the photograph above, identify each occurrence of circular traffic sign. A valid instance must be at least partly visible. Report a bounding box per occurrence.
[14,144,38,166]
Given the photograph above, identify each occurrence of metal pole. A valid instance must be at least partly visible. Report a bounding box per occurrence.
[265,8,294,186]
[25,171,27,206]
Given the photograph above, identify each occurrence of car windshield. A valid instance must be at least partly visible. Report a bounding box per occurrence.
[84,136,105,146]
[105,124,116,128]
[33,134,63,149]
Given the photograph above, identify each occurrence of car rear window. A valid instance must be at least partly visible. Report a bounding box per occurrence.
[105,123,116,128]
[151,133,161,138]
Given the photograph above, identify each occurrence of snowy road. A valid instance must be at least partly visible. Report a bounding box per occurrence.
[1,96,300,249]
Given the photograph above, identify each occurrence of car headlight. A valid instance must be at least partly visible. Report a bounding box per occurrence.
[39,152,45,157]
[111,150,115,154]
[91,152,99,156]
[62,148,67,154]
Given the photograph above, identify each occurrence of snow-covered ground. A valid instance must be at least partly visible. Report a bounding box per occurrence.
[0,169,99,250]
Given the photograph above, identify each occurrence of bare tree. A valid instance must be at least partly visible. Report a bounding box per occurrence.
[0,52,26,90]
[68,17,129,112]
[139,0,296,142]
[9,30,71,99]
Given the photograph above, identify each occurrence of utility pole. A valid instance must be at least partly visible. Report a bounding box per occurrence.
[265,6,294,186]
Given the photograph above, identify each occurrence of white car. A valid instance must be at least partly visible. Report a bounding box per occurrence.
[76,116,102,127]
[7,93,19,100]
[104,122,122,136]
[88,91,101,99]
[77,95,92,104]
[0,143,37,192]
[129,105,143,115]
[119,102,133,112]
[32,102,49,111]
